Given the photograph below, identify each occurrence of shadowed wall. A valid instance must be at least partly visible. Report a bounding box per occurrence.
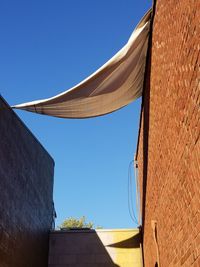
[48,229,142,267]
[0,96,54,267]
[136,0,200,266]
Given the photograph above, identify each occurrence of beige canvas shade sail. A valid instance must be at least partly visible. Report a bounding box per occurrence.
[13,9,152,119]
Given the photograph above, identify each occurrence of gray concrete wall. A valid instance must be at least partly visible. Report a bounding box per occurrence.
[0,96,54,267]
[48,229,142,267]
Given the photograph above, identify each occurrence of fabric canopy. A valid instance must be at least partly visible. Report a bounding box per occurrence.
[13,9,152,119]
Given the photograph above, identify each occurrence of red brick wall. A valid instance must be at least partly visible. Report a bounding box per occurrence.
[136,1,200,266]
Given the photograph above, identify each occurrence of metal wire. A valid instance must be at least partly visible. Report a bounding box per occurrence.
[128,160,139,225]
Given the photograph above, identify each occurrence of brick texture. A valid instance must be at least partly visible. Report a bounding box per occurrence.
[136,0,200,266]
[0,97,54,267]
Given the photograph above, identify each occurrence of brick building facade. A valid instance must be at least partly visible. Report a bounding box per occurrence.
[136,0,200,266]
[0,96,54,267]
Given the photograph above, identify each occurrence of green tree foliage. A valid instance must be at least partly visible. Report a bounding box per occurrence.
[59,216,102,229]
[59,216,93,229]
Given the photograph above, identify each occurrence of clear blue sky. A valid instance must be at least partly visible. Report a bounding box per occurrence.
[0,0,151,228]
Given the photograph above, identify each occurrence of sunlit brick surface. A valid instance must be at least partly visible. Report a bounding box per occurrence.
[137,0,200,266]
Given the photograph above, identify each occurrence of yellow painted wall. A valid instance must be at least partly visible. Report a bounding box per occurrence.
[96,229,142,267]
